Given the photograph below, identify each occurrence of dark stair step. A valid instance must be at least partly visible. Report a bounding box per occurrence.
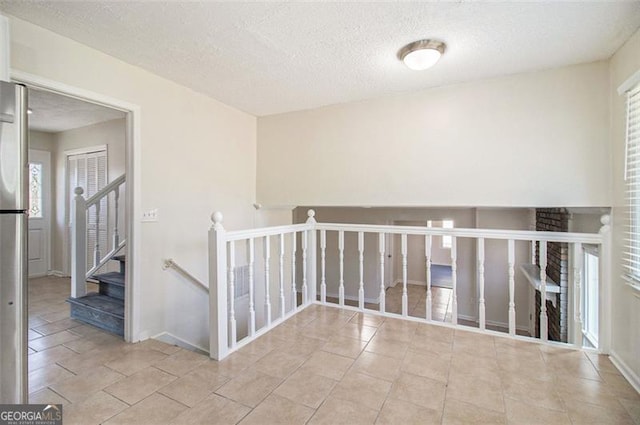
[67,293,124,336]
[113,255,126,274]
[93,271,125,300]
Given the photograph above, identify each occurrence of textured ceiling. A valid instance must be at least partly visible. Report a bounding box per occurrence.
[2,2,640,116]
[28,88,125,133]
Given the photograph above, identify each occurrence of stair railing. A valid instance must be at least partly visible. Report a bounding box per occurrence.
[71,174,126,298]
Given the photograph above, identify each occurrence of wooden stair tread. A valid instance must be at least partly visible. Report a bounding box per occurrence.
[67,293,124,319]
[92,271,124,287]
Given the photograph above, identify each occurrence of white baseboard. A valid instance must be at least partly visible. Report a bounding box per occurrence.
[610,350,640,395]
[457,314,529,333]
[325,291,380,304]
[47,270,68,278]
[152,332,209,356]
[391,279,427,287]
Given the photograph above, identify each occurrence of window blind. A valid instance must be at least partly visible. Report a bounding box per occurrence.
[624,83,640,285]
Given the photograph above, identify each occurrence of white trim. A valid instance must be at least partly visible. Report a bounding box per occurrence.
[28,149,52,277]
[617,68,640,96]
[64,144,108,157]
[325,291,380,304]
[47,270,67,278]
[458,314,529,333]
[12,70,142,343]
[609,350,640,395]
[151,332,209,356]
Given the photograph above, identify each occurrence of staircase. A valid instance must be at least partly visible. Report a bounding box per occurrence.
[67,255,125,336]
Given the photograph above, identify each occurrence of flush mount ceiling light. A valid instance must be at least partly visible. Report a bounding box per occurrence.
[398,39,446,71]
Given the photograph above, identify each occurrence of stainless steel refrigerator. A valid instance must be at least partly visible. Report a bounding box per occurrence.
[0,80,28,403]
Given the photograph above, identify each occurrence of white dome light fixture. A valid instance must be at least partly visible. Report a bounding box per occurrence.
[398,39,446,71]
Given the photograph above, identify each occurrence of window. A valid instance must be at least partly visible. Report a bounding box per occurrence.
[442,219,454,249]
[624,83,640,287]
[28,162,42,218]
[583,247,599,347]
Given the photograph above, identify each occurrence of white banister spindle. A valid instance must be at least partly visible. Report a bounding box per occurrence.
[401,233,408,317]
[279,234,285,319]
[320,230,327,304]
[508,239,516,336]
[358,231,365,310]
[338,230,345,307]
[291,232,297,311]
[451,236,458,325]
[531,239,536,263]
[94,201,101,268]
[208,212,228,360]
[264,236,272,326]
[71,187,87,298]
[228,240,237,348]
[379,233,385,313]
[478,238,486,330]
[302,230,308,304]
[425,234,433,321]
[113,187,120,247]
[572,242,583,347]
[539,241,548,342]
[248,238,256,337]
[305,210,317,305]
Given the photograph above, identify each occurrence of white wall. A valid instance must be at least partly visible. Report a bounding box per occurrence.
[258,61,610,208]
[7,15,257,350]
[609,28,640,388]
[29,130,54,151]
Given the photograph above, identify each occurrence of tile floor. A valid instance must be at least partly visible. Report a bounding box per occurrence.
[27,276,640,424]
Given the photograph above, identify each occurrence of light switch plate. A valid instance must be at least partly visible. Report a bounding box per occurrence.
[142,208,159,222]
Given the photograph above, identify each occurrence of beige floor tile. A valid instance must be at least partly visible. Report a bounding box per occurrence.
[57,345,125,373]
[39,310,71,323]
[29,330,81,352]
[446,372,504,413]
[322,334,368,358]
[184,361,231,391]
[134,339,182,355]
[564,399,636,425]
[283,334,327,357]
[104,393,187,425]
[337,323,378,341]
[551,358,602,381]
[501,374,565,412]
[365,334,409,360]
[28,329,44,340]
[504,398,572,425]
[29,388,70,405]
[308,396,379,425]
[28,363,75,393]
[104,366,177,405]
[159,373,214,407]
[410,334,453,357]
[215,368,283,407]
[349,312,386,328]
[274,368,337,408]
[352,351,401,382]
[442,398,507,425]
[330,371,392,411]
[51,365,125,403]
[62,332,126,354]
[251,348,308,379]
[601,371,640,401]
[105,348,169,376]
[554,375,623,410]
[389,372,446,411]
[63,391,128,425]
[586,352,623,375]
[619,398,640,425]
[28,345,79,371]
[215,351,259,377]
[376,398,441,425]
[402,349,450,383]
[33,318,82,336]
[239,393,314,425]
[301,350,354,380]
[169,393,250,425]
[153,348,209,376]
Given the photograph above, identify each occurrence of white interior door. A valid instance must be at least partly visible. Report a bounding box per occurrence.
[28,149,51,277]
[66,148,108,274]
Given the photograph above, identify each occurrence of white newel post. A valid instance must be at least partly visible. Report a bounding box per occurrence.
[209,212,229,360]
[598,214,612,354]
[539,241,548,342]
[478,238,486,330]
[71,187,87,298]
[306,210,317,305]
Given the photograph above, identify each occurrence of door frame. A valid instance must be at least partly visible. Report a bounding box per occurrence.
[27,149,51,278]
[12,70,141,343]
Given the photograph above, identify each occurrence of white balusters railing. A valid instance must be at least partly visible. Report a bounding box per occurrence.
[71,174,126,299]
[208,209,609,361]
